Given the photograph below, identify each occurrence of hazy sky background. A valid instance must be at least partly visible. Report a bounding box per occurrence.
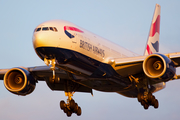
[0,0,180,120]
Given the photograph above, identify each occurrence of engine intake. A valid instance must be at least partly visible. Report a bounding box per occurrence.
[143,53,176,82]
[4,67,36,96]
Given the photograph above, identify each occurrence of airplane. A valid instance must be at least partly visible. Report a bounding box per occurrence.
[1,3,180,117]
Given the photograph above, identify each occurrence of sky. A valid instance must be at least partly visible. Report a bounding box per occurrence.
[0,0,180,120]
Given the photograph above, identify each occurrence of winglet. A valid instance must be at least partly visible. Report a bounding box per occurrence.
[144,4,161,55]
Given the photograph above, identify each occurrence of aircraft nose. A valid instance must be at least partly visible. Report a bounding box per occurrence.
[33,32,49,49]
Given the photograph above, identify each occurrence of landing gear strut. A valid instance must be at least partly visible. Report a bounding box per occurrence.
[60,92,82,117]
[44,58,56,80]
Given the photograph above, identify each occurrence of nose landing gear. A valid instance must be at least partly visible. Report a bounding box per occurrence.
[60,92,82,117]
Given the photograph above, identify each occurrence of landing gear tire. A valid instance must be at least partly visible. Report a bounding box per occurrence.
[77,107,82,116]
[150,96,156,105]
[70,99,75,109]
[141,100,145,106]
[137,93,143,102]
[64,107,68,113]
[148,92,153,101]
[60,100,66,110]
[67,110,72,117]
[143,103,149,110]
[73,103,79,113]
[153,99,159,109]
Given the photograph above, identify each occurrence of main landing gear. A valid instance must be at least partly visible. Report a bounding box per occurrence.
[44,58,82,117]
[129,75,159,110]
[137,92,159,109]
[60,92,82,117]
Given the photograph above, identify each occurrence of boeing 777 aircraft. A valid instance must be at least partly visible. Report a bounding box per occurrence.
[1,4,180,117]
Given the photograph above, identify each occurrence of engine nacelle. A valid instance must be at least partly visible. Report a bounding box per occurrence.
[4,67,36,96]
[143,53,176,82]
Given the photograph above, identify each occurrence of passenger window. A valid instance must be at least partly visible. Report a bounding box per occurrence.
[49,27,54,31]
[54,27,58,32]
[42,27,49,31]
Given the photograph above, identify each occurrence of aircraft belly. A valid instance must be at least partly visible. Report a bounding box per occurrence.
[35,47,133,92]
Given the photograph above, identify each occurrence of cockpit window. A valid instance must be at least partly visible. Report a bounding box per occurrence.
[36,28,41,31]
[49,27,54,31]
[34,27,58,32]
[54,27,58,32]
[42,27,49,31]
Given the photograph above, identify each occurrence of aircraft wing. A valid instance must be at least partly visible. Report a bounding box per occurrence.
[0,66,68,80]
[165,52,180,67]
[0,69,8,80]
[113,56,146,77]
[0,66,92,93]
[113,52,180,78]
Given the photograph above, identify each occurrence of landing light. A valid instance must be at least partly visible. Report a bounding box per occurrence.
[111,59,115,62]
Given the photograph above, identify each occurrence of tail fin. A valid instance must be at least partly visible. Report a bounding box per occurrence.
[144,4,161,55]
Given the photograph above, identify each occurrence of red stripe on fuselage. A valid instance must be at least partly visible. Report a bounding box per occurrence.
[149,15,160,37]
[64,26,84,33]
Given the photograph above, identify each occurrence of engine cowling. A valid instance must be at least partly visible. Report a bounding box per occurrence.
[4,67,36,96]
[143,53,176,82]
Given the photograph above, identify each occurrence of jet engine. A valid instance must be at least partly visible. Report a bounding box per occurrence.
[4,67,36,96]
[143,53,176,82]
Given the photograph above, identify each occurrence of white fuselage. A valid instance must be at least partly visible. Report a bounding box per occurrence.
[32,20,166,97]
[33,20,139,64]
